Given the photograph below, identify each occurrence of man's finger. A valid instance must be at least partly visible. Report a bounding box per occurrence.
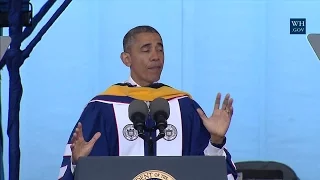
[214,93,221,110]
[227,98,234,118]
[71,132,77,144]
[77,122,84,139]
[228,98,233,108]
[88,132,101,146]
[230,106,234,117]
[221,93,230,110]
[196,108,208,120]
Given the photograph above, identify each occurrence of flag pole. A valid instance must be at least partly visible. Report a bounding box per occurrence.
[0,26,4,180]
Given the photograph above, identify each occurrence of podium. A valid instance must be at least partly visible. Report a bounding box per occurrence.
[74,156,228,180]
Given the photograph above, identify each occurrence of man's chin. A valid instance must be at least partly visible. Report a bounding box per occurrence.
[148,75,161,84]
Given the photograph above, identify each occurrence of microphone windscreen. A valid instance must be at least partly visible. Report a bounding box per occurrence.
[128,100,149,121]
[150,98,170,119]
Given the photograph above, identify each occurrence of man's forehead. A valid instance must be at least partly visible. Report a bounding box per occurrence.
[133,32,162,44]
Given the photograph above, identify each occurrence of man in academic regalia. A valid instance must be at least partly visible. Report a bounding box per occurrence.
[58,25,238,180]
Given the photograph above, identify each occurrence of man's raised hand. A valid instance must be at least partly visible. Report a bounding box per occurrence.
[197,93,234,144]
[70,122,101,164]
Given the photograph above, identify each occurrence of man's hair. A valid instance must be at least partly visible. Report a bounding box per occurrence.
[123,25,162,52]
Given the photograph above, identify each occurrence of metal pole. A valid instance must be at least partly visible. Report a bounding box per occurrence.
[0,26,4,180]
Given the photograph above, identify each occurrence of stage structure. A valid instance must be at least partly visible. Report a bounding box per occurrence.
[0,0,72,180]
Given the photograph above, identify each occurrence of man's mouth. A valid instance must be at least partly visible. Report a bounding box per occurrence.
[148,66,161,70]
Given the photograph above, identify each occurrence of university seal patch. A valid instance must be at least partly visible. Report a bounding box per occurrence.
[163,124,177,141]
[123,124,138,141]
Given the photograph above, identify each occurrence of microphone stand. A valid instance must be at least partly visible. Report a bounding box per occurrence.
[147,136,154,156]
[155,131,165,141]
[135,125,166,156]
[136,126,155,156]
[145,127,166,156]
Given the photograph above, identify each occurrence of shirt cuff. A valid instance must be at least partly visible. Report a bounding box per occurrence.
[70,157,76,174]
[204,137,227,156]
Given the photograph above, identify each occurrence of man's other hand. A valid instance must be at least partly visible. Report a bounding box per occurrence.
[70,122,101,164]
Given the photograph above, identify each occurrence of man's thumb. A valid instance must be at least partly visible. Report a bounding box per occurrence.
[196,108,207,119]
[88,132,101,145]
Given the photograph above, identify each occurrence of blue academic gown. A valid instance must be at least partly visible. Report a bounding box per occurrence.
[58,83,237,180]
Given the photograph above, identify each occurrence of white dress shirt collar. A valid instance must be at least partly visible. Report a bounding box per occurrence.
[125,76,157,87]
[125,76,141,87]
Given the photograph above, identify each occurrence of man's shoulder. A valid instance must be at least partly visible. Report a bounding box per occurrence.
[81,93,131,116]
[175,96,201,109]
[88,83,134,104]
[89,94,133,105]
[165,86,200,110]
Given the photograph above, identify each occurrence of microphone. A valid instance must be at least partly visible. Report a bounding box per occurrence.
[150,97,170,141]
[128,99,148,140]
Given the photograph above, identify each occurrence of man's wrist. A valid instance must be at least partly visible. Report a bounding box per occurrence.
[71,157,77,165]
[210,136,226,149]
[210,135,224,144]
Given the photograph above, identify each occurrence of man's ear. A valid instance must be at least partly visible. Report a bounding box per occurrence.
[120,52,131,67]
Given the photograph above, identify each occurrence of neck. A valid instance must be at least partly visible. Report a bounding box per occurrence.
[133,80,153,87]
[139,82,153,87]
[129,73,154,87]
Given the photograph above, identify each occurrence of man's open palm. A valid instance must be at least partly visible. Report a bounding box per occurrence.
[70,122,101,164]
[197,93,233,139]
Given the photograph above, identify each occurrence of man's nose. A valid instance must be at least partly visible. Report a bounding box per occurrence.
[150,50,160,61]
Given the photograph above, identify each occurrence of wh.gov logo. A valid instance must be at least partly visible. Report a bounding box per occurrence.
[290,18,306,34]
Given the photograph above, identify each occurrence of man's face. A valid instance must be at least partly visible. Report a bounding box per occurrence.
[122,32,164,86]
